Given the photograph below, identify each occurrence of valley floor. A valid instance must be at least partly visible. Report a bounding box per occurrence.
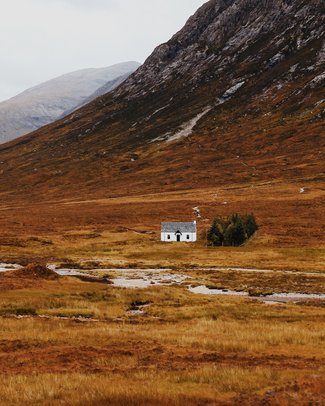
[0,273,324,405]
[0,180,324,405]
[0,181,324,271]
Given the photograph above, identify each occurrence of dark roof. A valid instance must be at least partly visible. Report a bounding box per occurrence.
[161,222,196,233]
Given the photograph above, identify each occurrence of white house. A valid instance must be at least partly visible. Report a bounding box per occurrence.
[161,221,197,242]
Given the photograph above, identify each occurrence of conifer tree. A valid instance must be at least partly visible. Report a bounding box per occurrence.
[245,214,258,238]
[224,223,236,246]
[207,217,225,246]
[232,215,247,246]
[207,213,258,247]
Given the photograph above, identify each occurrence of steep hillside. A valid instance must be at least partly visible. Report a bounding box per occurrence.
[0,0,323,202]
[0,62,140,143]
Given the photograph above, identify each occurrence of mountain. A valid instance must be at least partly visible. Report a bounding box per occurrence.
[0,62,140,143]
[0,0,323,202]
[62,72,132,117]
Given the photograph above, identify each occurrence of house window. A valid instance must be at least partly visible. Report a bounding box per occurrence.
[167,235,171,240]
[187,235,190,240]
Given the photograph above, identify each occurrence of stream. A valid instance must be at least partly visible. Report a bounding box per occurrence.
[1,263,324,304]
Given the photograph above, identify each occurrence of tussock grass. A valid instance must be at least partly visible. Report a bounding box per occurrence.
[0,368,301,406]
[0,270,323,404]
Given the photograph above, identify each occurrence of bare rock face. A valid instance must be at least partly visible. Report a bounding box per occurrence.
[116,0,323,101]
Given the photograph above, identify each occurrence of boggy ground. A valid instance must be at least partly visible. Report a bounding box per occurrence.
[0,273,324,405]
[0,180,324,404]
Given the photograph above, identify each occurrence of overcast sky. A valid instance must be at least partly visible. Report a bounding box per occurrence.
[0,0,206,102]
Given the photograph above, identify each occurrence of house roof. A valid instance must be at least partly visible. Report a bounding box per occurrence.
[161,222,196,233]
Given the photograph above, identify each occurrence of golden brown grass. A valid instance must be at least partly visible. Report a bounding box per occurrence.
[0,181,324,272]
[0,179,323,404]
[185,268,325,294]
[0,367,311,406]
[0,275,324,405]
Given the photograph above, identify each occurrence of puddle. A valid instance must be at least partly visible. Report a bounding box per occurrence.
[0,263,187,287]
[128,309,145,316]
[55,269,93,277]
[49,265,188,288]
[0,263,22,272]
[112,273,189,288]
[262,292,325,302]
[189,286,248,296]
[112,278,154,288]
[127,304,151,316]
[189,285,325,303]
[49,265,172,274]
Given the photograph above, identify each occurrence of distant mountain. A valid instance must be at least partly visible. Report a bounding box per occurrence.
[62,72,132,117]
[0,0,323,201]
[0,62,140,143]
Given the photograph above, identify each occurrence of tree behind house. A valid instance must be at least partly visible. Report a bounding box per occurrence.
[207,213,258,247]
[207,217,225,246]
[224,214,247,246]
[245,213,258,238]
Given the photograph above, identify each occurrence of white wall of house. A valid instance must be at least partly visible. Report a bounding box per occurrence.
[161,231,197,242]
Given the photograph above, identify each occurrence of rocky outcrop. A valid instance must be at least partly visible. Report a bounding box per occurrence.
[116,0,323,101]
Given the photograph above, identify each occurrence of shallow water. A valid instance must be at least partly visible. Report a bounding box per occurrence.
[1,263,324,303]
[111,273,189,288]
[189,285,248,296]
[127,309,145,316]
[266,292,325,301]
[189,285,325,303]
[127,304,151,316]
[47,264,188,287]
[0,263,22,272]
[55,269,93,277]
[48,265,172,274]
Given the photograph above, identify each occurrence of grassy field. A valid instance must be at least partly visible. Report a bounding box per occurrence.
[0,274,324,405]
[0,180,324,405]
[0,181,324,272]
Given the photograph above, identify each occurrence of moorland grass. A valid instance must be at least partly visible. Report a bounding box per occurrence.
[0,278,324,404]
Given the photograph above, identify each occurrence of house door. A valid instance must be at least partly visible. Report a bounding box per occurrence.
[177,234,181,242]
